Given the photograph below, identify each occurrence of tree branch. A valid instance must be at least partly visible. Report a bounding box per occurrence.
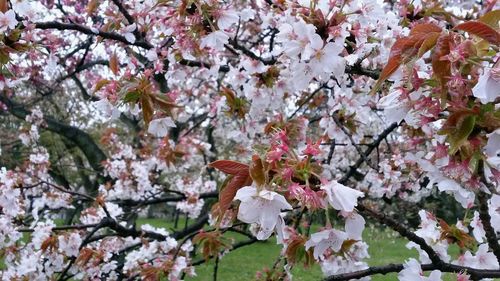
[357,203,442,265]
[338,122,398,185]
[477,192,500,265]
[34,21,152,49]
[322,262,500,281]
[0,94,107,172]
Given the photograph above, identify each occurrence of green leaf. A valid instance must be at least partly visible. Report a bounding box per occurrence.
[479,10,500,29]
[0,48,10,64]
[123,91,141,103]
[448,115,476,155]
[469,152,482,174]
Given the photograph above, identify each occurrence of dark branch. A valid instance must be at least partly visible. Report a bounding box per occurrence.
[338,122,398,185]
[477,192,500,265]
[357,203,442,265]
[0,94,107,172]
[35,21,153,49]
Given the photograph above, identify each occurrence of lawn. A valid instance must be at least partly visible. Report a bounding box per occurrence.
[137,218,463,281]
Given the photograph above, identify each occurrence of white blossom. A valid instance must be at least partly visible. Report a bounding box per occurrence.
[322,181,364,212]
[234,185,292,240]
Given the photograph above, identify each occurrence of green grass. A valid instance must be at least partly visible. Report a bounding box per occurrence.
[137,218,465,281]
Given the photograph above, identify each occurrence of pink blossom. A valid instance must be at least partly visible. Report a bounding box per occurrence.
[0,10,18,32]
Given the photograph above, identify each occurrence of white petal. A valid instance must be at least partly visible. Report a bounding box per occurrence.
[323,181,364,212]
[125,33,136,44]
[237,200,261,224]
[234,186,257,202]
[147,117,176,137]
[345,213,365,240]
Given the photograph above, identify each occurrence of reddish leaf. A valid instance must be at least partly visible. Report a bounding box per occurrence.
[86,0,100,15]
[370,54,401,94]
[208,160,249,175]
[151,95,180,111]
[40,236,57,252]
[418,32,440,57]
[109,52,119,75]
[193,231,231,261]
[249,155,266,186]
[431,34,451,90]
[285,235,314,267]
[439,219,475,249]
[410,23,442,35]
[218,173,252,216]
[76,248,95,266]
[140,267,160,281]
[454,21,500,45]
[210,159,253,219]
[0,0,7,13]
[371,31,440,93]
[141,94,154,127]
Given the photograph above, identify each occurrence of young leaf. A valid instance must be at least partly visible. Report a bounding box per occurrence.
[86,0,100,15]
[141,94,154,127]
[150,94,181,114]
[109,52,119,75]
[208,160,249,175]
[371,24,442,93]
[249,155,266,186]
[209,159,253,217]
[479,10,500,29]
[418,32,440,57]
[370,54,401,94]
[218,173,252,216]
[409,23,442,35]
[439,220,475,249]
[448,114,476,155]
[431,34,451,92]
[454,21,500,45]
[193,231,230,261]
[0,0,7,13]
[93,79,110,93]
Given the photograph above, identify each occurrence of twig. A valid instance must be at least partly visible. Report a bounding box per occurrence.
[338,122,398,184]
[35,21,153,49]
[332,114,377,170]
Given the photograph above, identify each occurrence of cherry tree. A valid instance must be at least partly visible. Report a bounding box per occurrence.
[0,0,499,280]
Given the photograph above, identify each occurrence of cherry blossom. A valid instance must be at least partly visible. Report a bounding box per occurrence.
[322,181,365,212]
[484,129,500,171]
[276,21,323,60]
[234,186,292,240]
[200,31,230,50]
[122,24,137,44]
[454,244,500,270]
[398,258,442,281]
[0,0,498,280]
[0,10,17,32]
[216,9,239,30]
[489,194,500,233]
[305,228,348,259]
[148,117,177,137]
[472,66,500,103]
